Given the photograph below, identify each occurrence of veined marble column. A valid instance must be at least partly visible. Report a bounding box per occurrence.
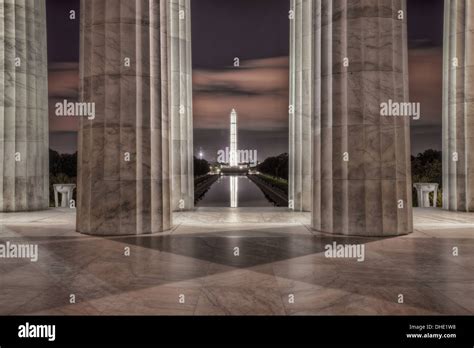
[168,0,194,211]
[312,0,413,236]
[77,0,172,235]
[0,0,49,211]
[443,0,474,212]
[289,0,312,212]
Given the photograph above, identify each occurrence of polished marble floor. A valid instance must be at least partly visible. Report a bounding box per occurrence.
[0,207,473,315]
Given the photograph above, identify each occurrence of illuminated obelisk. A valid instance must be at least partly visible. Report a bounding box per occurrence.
[229,109,238,208]
[229,109,238,167]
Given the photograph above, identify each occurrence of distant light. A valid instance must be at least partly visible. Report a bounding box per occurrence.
[199,152,203,158]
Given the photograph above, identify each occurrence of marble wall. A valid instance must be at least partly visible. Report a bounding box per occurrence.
[289,0,312,212]
[443,0,474,212]
[77,0,172,235]
[168,0,194,211]
[311,0,413,236]
[0,0,49,212]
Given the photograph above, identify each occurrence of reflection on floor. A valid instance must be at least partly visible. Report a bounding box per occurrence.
[0,207,473,315]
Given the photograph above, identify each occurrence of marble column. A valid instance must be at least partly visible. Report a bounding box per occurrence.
[443,0,474,212]
[289,0,312,212]
[168,0,194,211]
[0,0,49,212]
[77,0,172,235]
[312,0,413,236]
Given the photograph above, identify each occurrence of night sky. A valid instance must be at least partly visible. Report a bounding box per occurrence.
[46,0,444,160]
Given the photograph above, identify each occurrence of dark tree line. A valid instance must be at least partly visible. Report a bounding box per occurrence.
[255,149,442,190]
[257,153,288,180]
[411,149,442,207]
[50,149,77,178]
[49,149,78,206]
[49,150,212,179]
[194,156,209,177]
[47,149,441,206]
[411,149,442,185]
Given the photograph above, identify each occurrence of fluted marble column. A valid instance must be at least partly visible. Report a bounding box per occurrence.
[168,0,194,211]
[77,0,171,235]
[312,0,413,236]
[289,0,312,212]
[0,0,49,211]
[443,0,474,212]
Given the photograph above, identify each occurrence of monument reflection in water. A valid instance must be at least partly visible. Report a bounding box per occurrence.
[230,176,238,208]
[196,176,276,207]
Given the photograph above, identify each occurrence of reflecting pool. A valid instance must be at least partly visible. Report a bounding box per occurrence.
[196,175,277,207]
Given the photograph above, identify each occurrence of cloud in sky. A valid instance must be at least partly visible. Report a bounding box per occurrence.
[408,47,443,127]
[193,56,289,131]
[48,62,79,98]
[408,46,443,154]
[48,62,80,133]
[47,49,444,156]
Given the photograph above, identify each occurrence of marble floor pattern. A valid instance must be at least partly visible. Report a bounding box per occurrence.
[0,207,473,315]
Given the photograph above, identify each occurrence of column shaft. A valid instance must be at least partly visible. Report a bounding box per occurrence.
[289,0,312,212]
[77,0,171,235]
[312,0,413,236]
[168,0,194,211]
[0,0,49,212]
[443,0,474,211]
